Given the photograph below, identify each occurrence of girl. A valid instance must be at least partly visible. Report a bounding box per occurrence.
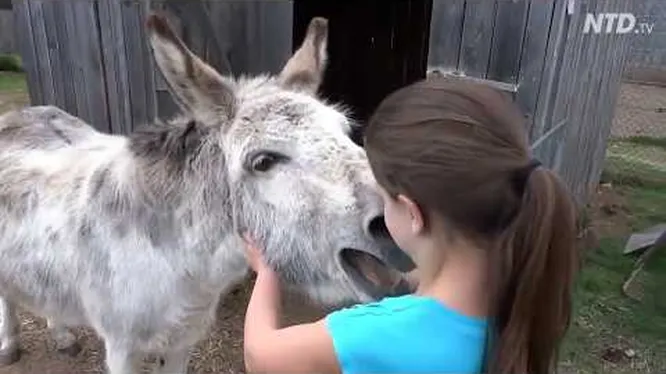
[241,77,579,374]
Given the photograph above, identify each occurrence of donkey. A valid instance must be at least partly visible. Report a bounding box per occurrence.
[0,12,415,374]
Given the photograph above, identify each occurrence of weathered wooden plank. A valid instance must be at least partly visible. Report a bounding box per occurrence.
[139,0,157,124]
[529,0,567,142]
[41,1,65,109]
[487,0,529,84]
[427,0,465,71]
[459,0,497,78]
[28,0,55,105]
[515,0,556,134]
[430,71,517,93]
[560,0,603,200]
[98,0,120,133]
[204,1,235,76]
[539,7,577,172]
[62,1,89,122]
[586,0,633,193]
[50,2,77,112]
[256,1,293,75]
[121,0,148,131]
[567,0,601,195]
[0,10,15,54]
[581,0,620,200]
[71,1,109,132]
[177,2,207,58]
[98,0,132,134]
[558,0,593,193]
[222,2,249,76]
[548,0,585,175]
[579,0,612,194]
[11,0,43,104]
[217,1,292,76]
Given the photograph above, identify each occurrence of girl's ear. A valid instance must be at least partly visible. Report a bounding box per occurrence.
[397,194,425,235]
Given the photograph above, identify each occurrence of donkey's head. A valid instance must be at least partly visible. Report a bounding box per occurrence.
[145,14,415,306]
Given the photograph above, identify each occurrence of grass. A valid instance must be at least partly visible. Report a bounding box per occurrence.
[0,71,28,92]
[602,138,666,189]
[623,136,666,150]
[0,72,29,114]
[561,150,666,373]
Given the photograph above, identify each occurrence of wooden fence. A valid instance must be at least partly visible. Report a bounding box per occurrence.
[11,0,633,204]
[11,0,292,135]
[0,8,13,54]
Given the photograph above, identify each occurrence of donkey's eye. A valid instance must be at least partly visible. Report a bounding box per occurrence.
[249,151,288,173]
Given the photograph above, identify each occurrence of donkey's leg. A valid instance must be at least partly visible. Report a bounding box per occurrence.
[104,338,140,374]
[47,319,81,356]
[0,297,20,366]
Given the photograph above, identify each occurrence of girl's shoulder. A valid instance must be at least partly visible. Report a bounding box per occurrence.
[327,294,487,330]
[325,295,488,373]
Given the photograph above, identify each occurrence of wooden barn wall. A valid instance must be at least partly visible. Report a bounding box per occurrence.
[152,0,293,120]
[427,0,632,204]
[555,0,633,202]
[11,0,293,133]
[0,9,14,54]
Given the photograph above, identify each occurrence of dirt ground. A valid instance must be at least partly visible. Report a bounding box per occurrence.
[0,281,328,374]
[0,91,25,114]
[588,183,632,238]
[611,82,666,138]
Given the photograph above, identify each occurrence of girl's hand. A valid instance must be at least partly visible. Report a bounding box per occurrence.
[242,232,271,273]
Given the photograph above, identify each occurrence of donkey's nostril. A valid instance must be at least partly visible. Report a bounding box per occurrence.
[368,215,390,240]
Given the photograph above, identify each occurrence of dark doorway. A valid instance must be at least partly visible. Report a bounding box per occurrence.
[292,0,433,144]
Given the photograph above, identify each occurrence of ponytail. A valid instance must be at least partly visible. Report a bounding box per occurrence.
[361,77,581,373]
[486,167,579,374]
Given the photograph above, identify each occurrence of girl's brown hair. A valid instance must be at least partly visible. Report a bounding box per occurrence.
[364,77,579,374]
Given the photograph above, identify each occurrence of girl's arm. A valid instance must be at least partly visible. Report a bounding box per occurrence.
[242,237,342,374]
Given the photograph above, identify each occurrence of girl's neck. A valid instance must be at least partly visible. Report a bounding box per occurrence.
[414,239,489,319]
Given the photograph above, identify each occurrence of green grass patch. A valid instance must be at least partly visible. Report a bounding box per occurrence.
[0,71,27,92]
[623,136,666,150]
[0,54,23,72]
[602,139,666,189]
[627,185,666,230]
[561,184,666,373]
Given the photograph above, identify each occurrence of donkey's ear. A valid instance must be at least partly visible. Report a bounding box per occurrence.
[278,17,328,95]
[146,13,236,122]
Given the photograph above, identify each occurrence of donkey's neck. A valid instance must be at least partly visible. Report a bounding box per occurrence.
[93,134,232,255]
[101,155,248,290]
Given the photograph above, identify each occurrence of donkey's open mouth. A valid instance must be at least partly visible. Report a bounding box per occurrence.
[340,248,414,300]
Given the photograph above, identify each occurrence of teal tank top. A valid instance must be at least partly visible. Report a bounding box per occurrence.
[325,294,488,373]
